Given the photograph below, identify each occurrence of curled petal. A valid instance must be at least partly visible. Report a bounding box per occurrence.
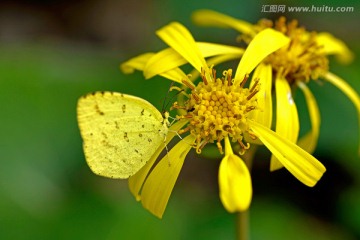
[270,77,299,171]
[316,32,354,64]
[235,29,290,82]
[296,81,321,154]
[249,120,326,187]
[219,137,252,212]
[140,134,196,218]
[323,72,360,154]
[192,9,256,36]
[323,72,360,115]
[128,120,188,201]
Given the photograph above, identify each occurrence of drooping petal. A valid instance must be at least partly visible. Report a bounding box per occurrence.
[296,81,321,154]
[270,77,300,171]
[192,9,256,36]
[219,155,252,212]
[144,42,244,79]
[234,29,290,83]
[120,53,154,74]
[140,134,196,218]
[219,137,252,212]
[323,72,360,114]
[316,32,354,64]
[323,72,360,154]
[156,22,208,74]
[249,63,273,129]
[249,120,326,187]
[128,120,189,200]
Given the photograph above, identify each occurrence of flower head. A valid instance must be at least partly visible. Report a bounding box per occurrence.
[192,9,360,162]
[178,69,258,155]
[121,22,325,218]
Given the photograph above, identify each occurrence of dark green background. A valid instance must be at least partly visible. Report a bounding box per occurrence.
[0,0,359,239]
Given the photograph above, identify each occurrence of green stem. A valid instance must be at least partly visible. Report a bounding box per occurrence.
[236,145,257,240]
[237,209,249,240]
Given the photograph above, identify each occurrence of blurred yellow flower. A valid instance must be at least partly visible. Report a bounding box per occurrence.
[192,10,360,169]
[121,22,325,217]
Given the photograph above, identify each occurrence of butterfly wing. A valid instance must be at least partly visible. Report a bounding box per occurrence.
[77,92,168,179]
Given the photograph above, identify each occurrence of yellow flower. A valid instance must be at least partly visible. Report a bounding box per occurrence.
[121,22,325,218]
[192,10,360,167]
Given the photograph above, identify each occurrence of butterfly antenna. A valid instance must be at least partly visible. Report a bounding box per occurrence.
[161,82,175,114]
[162,84,185,116]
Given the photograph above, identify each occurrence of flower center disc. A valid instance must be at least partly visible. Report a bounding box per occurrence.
[263,17,329,83]
[181,69,258,154]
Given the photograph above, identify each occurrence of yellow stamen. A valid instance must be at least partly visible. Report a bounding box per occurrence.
[182,79,196,89]
[240,74,249,88]
[176,68,259,154]
[260,16,329,84]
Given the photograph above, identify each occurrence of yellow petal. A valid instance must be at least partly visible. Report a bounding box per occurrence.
[156,22,208,74]
[316,32,354,64]
[128,120,188,200]
[249,120,326,187]
[205,53,244,66]
[323,72,360,113]
[234,29,290,82]
[323,72,360,154]
[192,9,256,36]
[199,42,244,56]
[120,53,154,74]
[249,63,273,128]
[144,42,244,79]
[296,81,321,154]
[144,48,189,79]
[120,51,187,83]
[274,76,300,144]
[219,137,252,212]
[140,134,195,218]
[270,77,299,171]
[159,68,189,84]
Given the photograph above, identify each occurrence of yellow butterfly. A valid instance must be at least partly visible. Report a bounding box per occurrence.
[77,91,169,179]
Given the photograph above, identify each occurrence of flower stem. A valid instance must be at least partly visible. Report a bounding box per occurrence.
[237,209,249,240]
[236,145,257,240]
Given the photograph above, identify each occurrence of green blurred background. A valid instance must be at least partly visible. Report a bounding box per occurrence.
[0,0,359,239]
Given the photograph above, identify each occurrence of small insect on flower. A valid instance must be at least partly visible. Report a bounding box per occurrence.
[121,22,326,218]
[77,91,171,179]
